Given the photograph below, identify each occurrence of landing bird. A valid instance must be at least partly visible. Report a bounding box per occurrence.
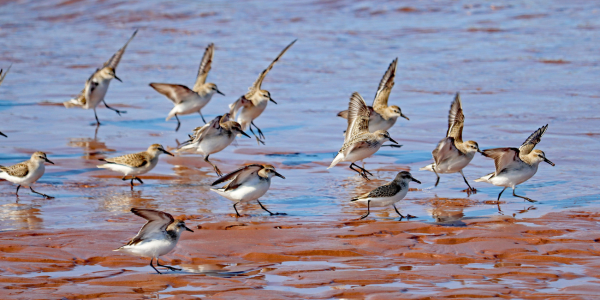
[97,144,173,187]
[475,124,554,203]
[150,43,225,131]
[337,58,409,138]
[328,92,398,180]
[229,40,297,145]
[351,171,420,220]
[114,208,193,274]
[0,152,54,199]
[420,93,481,193]
[178,113,250,176]
[211,164,285,217]
[64,30,137,125]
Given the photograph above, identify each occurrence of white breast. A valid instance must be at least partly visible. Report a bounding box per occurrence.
[489,163,538,188]
[118,238,177,258]
[435,152,475,174]
[237,100,268,130]
[86,79,111,109]
[212,176,271,202]
[197,132,235,156]
[173,93,211,115]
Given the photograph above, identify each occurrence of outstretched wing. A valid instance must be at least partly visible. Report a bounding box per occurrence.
[193,43,214,91]
[372,58,397,109]
[519,124,548,155]
[126,208,174,245]
[481,147,520,175]
[101,152,149,168]
[446,92,464,142]
[432,137,458,166]
[0,162,29,177]
[246,39,297,97]
[149,83,194,104]
[211,164,263,191]
[103,29,138,71]
[345,92,370,142]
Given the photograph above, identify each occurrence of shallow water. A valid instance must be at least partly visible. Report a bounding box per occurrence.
[1,0,599,298]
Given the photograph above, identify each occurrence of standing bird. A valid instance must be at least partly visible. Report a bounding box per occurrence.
[97,144,173,187]
[0,64,11,137]
[351,171,421,220]
[475,125,554,203]
[420,93,481,193]
[328,92,398,180]
[150,43,225,131]
[0,152,54,199]
[229,40,297,145]
[64,30,137,125]
[178,113,250,176]
[114,208,193,274]
[337,58,409,136]
[211,164,285,217]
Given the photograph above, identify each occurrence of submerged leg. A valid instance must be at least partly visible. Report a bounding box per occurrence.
[497,187,507,202]
[204,155,222,177]
[149,258,162,274]
[393,204,416,220]
[16,185,21,196]
[433,168,440,187]
[359,200,371,220]
[156,258,181,271]
[103,99,126,116]
[459,170,476,194]
[174,114,181,132]
[30,187,53,199]
[233,202,241,217]
[512,188,536,203]
[93,108,101,126]
[198,110,206,124]
[130,178,135,187]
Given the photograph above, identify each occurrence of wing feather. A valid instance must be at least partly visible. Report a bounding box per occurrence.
[446,92,464,142]
[519,124,548,155]
[432,137,458,166]
[211,164,263,190]
[193,43,214,91]
[103,29,138,71]
[179,115,223,148]
[246,39,297,97]
[372,58,397,109]
[126,208,174,246]
[345,92,370,142]
[0,162,29,177]
[481,147,520,175]
[150,83,194,104]
[101,152,149,168]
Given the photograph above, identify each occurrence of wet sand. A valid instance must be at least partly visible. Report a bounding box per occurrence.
[1,0,600,298]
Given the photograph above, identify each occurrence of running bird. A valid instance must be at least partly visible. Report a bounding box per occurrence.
[229,40,297,145]
[420,93,481,193]
[150,43,225,131]
[178,113,250,176]
[337,58,409,136]
[475,124,554,203]
[328,92,398,180]
[114,208,193,274]
[0,152,54,199]
[64,30,137,125]
[97,144,173,187]
[352,171,420,220]
[211,164,285,217]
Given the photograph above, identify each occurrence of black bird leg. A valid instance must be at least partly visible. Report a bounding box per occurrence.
[156,258,181,271]
[512,188,536,203]
[359,200,371,220]
[93,108,101,126]
[233,202,242,217]
[103,100,126,115]
[248,125,265,145]
[251,121,265,140]
[497,187,507,202]
[198,110,207,123]
[174,114,181,132]
[30,187,53,199]
[459,170,476,194]
[204,155,222,177]
[150,258,162,274]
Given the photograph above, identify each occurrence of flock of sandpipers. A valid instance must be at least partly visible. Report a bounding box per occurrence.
[0,30,555,273]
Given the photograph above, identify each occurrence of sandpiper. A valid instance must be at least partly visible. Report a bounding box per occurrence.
[0,64,11,87]
[178,113,250,176]
[351,171,420,220]
[211,164,285,217]
[97,144,173,187]
[328,92,398,180]
[150,43,225,131]
[114,208,193,274]
[338,58,408,136]
[475,124,554,203]
[229,40,296,145]
[64,30,137,125]
[0,151,54,199]
[420,93,481,193]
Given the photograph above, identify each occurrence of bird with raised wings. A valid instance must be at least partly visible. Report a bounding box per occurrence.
[114,208,193,274]
[229,40,296,145]
[475,125,554,203]
[420,93,481,193]
[150,43,225,131]
[328,92,398,180]
[64,30,137,125]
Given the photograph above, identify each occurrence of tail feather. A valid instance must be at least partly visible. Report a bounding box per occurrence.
[474,172,494,182]
[419,164,434,172]
[337,110,349,119]
[328,152,344,169]
[63,98,82,108]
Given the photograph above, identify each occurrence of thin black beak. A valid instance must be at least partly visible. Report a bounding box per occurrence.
[477,149,483,153]
[114,75,122,82]
[411,177,421,184]
[184,225,194,232]
[240,131,251,138]
[274,171,285,179]
[45,158,54,164]
[401,113,409,121]
[544,158,555,166]
[388,137,398,144]
[270,97,277,104]
[216,89,225,96]
[0,132,6,138]
[162,149,174,156]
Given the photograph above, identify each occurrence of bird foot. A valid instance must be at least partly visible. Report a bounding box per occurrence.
[269,212,287,216]
[462,187,477,195]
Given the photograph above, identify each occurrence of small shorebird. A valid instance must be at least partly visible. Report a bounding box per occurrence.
[229,40,297,145]
[337,58,408,136]
[114,208,193,274]
[211,164,285,217]
[328,92,398,180]
[420,93,481,193]
[475,124,554,203]
[0,152,54,199]
[64,30,137,125]
[150,43,225,131]
[352,171,420,220]
[178,113,250,176]
[97,144,173,187]
[0,64,11,87]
